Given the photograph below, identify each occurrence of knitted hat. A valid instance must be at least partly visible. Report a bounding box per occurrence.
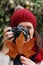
[10,9,36,28]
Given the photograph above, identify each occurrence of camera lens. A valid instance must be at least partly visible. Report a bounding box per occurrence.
[12,25,29,43]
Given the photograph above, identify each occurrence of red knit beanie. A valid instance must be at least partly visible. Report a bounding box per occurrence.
[10,9,36,28]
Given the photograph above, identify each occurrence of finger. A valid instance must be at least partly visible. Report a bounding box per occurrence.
[22,64,25,65]
[4,32,14,38]
[20,56,29,61]
[20,56,33,65]
[9,38,14,41]
[21,60,31,65]
[4,27,12,33]
[27,59,36,65]
[21,58,36,65]
[4,35,14,41]
[5,32,13,35]
[3,37,14,43]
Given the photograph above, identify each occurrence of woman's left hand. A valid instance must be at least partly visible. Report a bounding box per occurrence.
[20,56,36,65]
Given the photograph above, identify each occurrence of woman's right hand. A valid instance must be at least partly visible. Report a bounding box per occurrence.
[3,27,14,41]
[1,27,14,54]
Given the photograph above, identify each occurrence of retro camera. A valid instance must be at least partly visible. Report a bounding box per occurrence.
[12,25,29,42]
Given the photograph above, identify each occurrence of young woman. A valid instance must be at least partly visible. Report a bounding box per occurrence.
[2,9,43,65]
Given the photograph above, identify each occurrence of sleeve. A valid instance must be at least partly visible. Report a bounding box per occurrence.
[37,60,43,65]
[10,59,13,65]
[35,48,43,63]
[0,52,10,65]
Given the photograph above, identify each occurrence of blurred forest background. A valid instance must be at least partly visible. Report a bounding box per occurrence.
[0,0,43,50]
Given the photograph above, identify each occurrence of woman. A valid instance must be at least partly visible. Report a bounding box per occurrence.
[2,9,43,65]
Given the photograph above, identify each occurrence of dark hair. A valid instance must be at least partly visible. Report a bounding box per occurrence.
[34,30,43,51]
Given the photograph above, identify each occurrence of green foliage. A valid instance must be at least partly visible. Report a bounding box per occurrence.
[33,1,43,36]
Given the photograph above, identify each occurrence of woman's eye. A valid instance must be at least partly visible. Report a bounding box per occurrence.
[27,27,32,29]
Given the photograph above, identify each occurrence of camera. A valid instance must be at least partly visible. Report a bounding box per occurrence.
[12,25,29,42]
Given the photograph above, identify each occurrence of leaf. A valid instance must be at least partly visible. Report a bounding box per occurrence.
[6,50,18,59]
[22,38,36,58]
[22,38,35,51]
[4,40,17,52]
[4,40,18,58]
[4,32,36,59]
[16,33,25,54]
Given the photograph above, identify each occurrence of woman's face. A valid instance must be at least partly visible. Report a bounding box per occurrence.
[18,22,34,40]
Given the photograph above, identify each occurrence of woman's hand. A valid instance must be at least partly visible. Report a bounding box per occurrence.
[20,56,36,65]
[3,27,14,41]
[1,27,14,54]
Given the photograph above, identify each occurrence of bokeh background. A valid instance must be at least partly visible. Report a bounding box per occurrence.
[0,0,43,50]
